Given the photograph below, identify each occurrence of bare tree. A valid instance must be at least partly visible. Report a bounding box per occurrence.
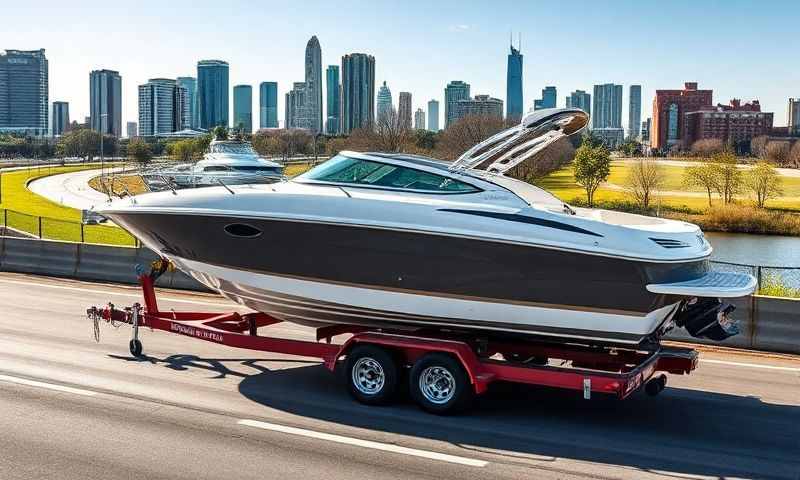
[746,161,783,208]
[764,141,791,166]
[506,137,576,183]
[790,141,800,168]
[435,115,505,161]
[690,138,725,157]
[626,158,664,209]
[683,162,719,207]
[372,108,410,152]
[750,135,768,158]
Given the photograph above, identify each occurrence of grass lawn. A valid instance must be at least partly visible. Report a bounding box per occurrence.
[537,161,800,212]
[0,165,136,246]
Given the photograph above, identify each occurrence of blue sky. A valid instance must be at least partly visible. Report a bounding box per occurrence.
[3,0,798,130]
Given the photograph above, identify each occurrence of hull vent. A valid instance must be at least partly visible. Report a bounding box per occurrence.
[650,237,690,249]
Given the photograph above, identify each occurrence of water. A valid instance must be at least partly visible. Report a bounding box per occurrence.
[706,232,800,268]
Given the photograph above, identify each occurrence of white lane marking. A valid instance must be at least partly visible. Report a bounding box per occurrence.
[0,374,98,396]
[700,358,800,373]
[0,277,232,308]
[238,419,488,467]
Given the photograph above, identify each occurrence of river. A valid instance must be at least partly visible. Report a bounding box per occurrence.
[706,232,800,267]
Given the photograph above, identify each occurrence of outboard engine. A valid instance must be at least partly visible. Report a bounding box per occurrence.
[674,298,739,341]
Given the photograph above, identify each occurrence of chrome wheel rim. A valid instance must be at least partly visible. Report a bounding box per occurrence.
[418,366,456,405]
[352,357,385,395]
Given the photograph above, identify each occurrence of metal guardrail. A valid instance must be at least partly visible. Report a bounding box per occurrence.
[710,260,800,296]
[1,208,137,246]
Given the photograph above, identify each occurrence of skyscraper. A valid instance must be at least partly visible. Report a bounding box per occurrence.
[305,36,323,133]
[138,78,184,136]
[414,108,425,130]
[259,82,278,129]
[90,69,122,137]
[126,121,137,138]
[233,85,252,133]
[398,92,412,129]
[325,66,340,134]
[341,53,375,134]
[286,82,309,130]
[197,60,229,129]
[444,81,470,128]
[427,100,439,131]
[566,90,591,115]
[0,49,48,136]
[628,85,642,138]
[176,77,197,129]
[52,101,69,136]
[788,98,800,136]
[592,84,623,128]
[377,81,392,120]
[506,42,523,122]
[534,86,557,110]
[592,83,624,147]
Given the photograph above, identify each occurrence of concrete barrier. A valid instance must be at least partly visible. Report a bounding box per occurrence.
[0,237,79,277]
[76,242,142,284]
[752,296,800,354]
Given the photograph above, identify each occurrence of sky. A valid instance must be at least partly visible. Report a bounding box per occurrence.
[3,0,799,132]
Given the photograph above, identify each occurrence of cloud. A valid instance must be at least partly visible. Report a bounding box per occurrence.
[448,24,470,32]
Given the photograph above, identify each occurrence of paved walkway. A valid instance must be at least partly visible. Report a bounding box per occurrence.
[27,167,124,211]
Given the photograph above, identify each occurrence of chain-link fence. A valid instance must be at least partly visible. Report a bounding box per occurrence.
[711,260,800,298]
[1,208,136,246]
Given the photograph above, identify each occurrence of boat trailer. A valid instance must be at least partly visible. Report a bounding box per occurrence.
[87,261,699,414]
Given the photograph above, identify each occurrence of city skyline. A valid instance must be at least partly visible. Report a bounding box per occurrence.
[4,1,799,132]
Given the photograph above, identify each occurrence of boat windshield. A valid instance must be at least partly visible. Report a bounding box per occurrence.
[299,154,480,193]
[210,142,256,155]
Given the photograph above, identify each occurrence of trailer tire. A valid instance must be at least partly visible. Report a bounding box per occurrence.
[129,339,143,357]
[345,345,398,406]
[410,353,473,415]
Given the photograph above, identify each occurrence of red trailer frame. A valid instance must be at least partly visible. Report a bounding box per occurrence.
[87,269,698,411]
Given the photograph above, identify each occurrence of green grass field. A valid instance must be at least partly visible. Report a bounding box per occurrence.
[0,165,136,246]
[536,161,800,212]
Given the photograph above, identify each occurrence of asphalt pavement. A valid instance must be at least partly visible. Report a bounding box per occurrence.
[0,272,798,480]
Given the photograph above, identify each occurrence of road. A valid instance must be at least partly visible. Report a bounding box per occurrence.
[27,167,125,210]
[0,272,798,479]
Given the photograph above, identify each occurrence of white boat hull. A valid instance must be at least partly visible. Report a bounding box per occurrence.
[175,257,680,345]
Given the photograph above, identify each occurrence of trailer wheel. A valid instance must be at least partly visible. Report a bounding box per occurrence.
[129,339,143,357]
[410,353,473,415]
[345,345,398,405]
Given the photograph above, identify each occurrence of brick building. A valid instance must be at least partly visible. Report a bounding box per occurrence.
[683,99,774,152]
[651,82,712,151]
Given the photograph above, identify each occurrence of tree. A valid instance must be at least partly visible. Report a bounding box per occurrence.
[572,144,610,206]
[750,135,768,158]
[372,107,410,152]
[580,130,604,149]
[166,139,195,162]
[435,115,505,161]
[790,141,800,168]
[626,158,664,209]
[127,138,152,165]
[764,141,791,166]
[213,126,229,141]
[746,161,783,208]
[690,138,725,157]
[617,138,640,157]
[507,137,576,183]
[413,129,438,151]
[711,151,742,204]
[57,128,101,161]
[683,162,719,207]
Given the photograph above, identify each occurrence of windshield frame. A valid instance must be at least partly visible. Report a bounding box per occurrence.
[296,154,484,195]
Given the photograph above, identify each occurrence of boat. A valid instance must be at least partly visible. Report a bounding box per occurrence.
[98,108,756,347]
[153,139,285,189]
